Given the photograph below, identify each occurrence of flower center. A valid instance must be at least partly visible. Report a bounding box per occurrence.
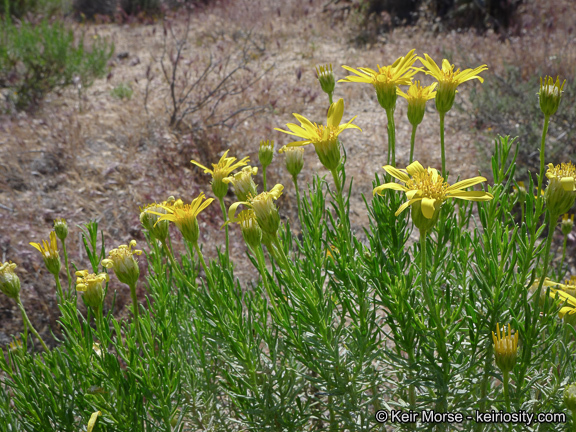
[549,162,576,179]
[406,170,449,200]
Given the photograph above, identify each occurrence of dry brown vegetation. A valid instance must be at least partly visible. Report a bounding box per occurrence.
[1,0,575,346]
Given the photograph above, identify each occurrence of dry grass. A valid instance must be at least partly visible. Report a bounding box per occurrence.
[0,0,574,345]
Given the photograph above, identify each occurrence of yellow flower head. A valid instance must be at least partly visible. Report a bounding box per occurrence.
[316,63,335,96]
[0,261,21,299]
[340,49,419,110]
[373,161,493,233]
[398,81,437,126]
[139,197,175,242]
[539,76,565,117]
[223,166,258,202]
[280,145,305,177]
[147,193,214,244]
[545,162,576,216]
[275,98,361,170]
[75,270,108,310]
[234,209,262,249]
[418,54,487,114]
[228,184,284,236]
[101,240,142,287]
[540,277,576,320]
[191,150,250,199]
[492,323,518,374]
[30,231,61,276]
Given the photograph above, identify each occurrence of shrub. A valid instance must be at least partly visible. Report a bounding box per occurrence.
[0,0,67,18]
[0,11,114,111]
[110,82,133,100]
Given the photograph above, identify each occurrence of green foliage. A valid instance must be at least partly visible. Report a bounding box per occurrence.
[470,68,576,177]
[0,0,69,18]
[0,11,114,111]
[110,82,133,100]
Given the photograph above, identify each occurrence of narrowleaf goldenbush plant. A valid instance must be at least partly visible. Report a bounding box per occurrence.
[2,51,576,432]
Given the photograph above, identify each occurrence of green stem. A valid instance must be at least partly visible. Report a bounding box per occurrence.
[262,166,268,192]
[503,371,511,411]
[571,410,576,432]
[409,124,418,164]
[537,114,550,196]
[128,281,143,345]
[330,166,350,244]
[518,210,557,389]
[255,245,278,314]
[328,92,333,105]
[193,243,213,287]
[218,197,230,266]
[54,274,64,304]
[439,112,446,178]
[61,240,72,293]
[386,108,396,167]
[558,235,568,280]
[160,239,196,290]
[16,296,48,352]
[293,175,303,225]
[420,230,449,416]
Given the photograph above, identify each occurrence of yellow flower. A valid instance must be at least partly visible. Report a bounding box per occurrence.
[147,193,214,244]
[232,209,262,249]
[139,197,175,242]
[545,162,576,216]
[101,240,143,287]
[223,166,258,202]
[539,76,565,117]
[191,150,250,199]
[340,49,419,110]
[398,81,437,126]
[75,270,108,309]
[30,231,61,276]
[548,287,576,319]
[274,98,361,170]
[492,323,518,374]
[228,184,284,236]
[0,261,21,299]
[373,161,493,232]
[418,54,487,114]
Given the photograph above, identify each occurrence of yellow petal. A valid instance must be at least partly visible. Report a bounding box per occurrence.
[373,183,408,196]
[561,177,575,191]
[383,165,410,183]
[327,99,344,128]
[449,176,488,191]
[421,197,437,219]
[395,198,422,216]
[406,161,426,177]
[448,191,494,201]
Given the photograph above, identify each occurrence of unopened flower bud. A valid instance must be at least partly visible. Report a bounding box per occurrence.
[492,323,519,374]
[280,146,304,177]
[564,383,576,412]
[258,140,274,169]
[0,262,21,299]
[561,214,574,236]
[539,76,565,117]
[53,218,68,241]
[316,64,335,97]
